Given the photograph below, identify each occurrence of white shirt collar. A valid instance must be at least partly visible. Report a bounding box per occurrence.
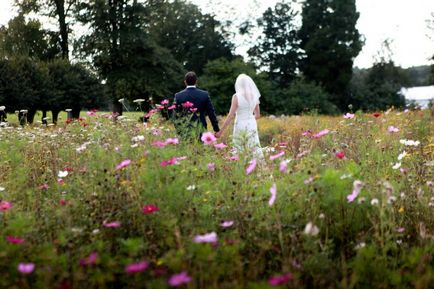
[186,85,196,89]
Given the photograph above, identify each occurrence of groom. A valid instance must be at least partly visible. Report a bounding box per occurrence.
[174,72,220,137]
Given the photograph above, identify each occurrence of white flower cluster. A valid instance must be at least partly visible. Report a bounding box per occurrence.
[399,139,420,146]
[131,135,145,142]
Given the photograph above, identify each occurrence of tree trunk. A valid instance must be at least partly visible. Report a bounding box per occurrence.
[52,110,60,124]
[42,110,47,125]
[55,0,69,59]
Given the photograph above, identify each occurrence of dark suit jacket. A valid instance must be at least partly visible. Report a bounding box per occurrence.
[174,87,220,132]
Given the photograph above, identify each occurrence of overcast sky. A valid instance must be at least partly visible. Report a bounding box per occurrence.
[0,0,433,68]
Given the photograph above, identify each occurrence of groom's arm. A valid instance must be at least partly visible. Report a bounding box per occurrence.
[205,95,220,132]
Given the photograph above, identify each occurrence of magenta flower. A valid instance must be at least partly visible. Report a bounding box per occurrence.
[6,236,24,244]
[313,129,330,139]
[279,160,288,173]
[246,159,257,175]
[347,180,363,203]
[193,232,218,243]
[388,126,399,133]
[190,108,198,113]
[270,151,285,161]
[125,261,149,274]
[103,221,121,228]
[343,113,355,119]
[17,263,35,275]
[160,157,178,167]
[220,220,234,228]
[86,110,97,117]
[80,252,98,266]
[335,151,345,159]
[116,159,131,170]
[0,200,12,211]
[302,130,312,137]
[269,183,277,206]
[207,163,216,172]
[143,204,160,214]
[168,105,176,110]
[214,142,227,149]
[201,132,217,145]
[168,271,192,287]
[182,101,194,108]
[268,273,293,286]
[161,99,169,105]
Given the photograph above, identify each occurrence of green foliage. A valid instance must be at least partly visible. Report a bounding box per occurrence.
[248,1,301,87]
[75,0,184,110]
[0,13,60,60]
[299,0,363,111]
[147,0,234,74]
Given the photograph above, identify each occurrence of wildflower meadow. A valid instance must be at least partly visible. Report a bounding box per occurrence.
[0,108,433,289]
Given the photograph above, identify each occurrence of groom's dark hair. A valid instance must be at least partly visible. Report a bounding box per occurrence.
[185,71,197,86]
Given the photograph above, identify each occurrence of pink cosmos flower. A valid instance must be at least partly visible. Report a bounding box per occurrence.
[302,130,312,137]
[201,132,217,145]
[396,227,405,233]
[335,151,345,159]
[304,177,314,185]
[145,109,158,118]
[246,159,257,175]
[161,99,169,105]
[268,273,293,286]
[388,126,399,133]
[270,151,285,161]
[269,183,277,206]
[207,163,215,172]
[153,141,167,148]
[80,252,98,266]
[190,108,198,113]
[279,160,288,173]
[39,183,49,190]
[142,204,160,214]
[343,113,355,119]
[220,221,234,228]
[86,109,97,117]
[182,101,194,109]
[6,236,24,244]
[125,261,149,274]
[168,105,176,110]
[116,159,131,170]
[165,138,179,145]
[229,155,239,161]
[168,271,192,287]
[17,263,35,274]
[103,221,121,228]
[313,129,330,139]
[0,201,13,211]
[193,232,218,243]
[214,142,227,149]
[160,157,178,167]
[347,180,363,203]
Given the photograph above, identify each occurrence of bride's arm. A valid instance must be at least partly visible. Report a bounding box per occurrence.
[254,104,260,119]
[216,95,238,137]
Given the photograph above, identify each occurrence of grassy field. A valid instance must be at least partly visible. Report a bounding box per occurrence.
[0,109,433,289]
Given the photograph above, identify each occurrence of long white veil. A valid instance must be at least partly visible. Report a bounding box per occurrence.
[235,74,261,106]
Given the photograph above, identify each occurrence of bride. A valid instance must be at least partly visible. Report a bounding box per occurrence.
[215,74,263,158]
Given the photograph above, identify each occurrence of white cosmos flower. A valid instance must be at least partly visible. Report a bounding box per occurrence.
[0,186,5,191]
[131,135,145,142]
[58,171,68,178]
[397,151,407,161]
[304,222,320,236]
[399,139,420,146]
[371,198,379,206]
[392,162,401,170]
[186,185,196,191]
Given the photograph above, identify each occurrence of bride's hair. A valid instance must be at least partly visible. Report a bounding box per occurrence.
[235,74,261,105]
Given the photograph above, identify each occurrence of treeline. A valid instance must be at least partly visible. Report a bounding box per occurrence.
[0,0,433,121]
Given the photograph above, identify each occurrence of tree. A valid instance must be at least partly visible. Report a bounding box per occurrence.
[15,0,77,59]
[75,0,184,114]
[248,1,301,88]
[200,57,272,115]
[0,14,60,60]
[299,0,363,110]
[146,0,234,74]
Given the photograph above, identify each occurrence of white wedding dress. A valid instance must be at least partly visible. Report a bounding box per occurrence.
[232,74,263,159]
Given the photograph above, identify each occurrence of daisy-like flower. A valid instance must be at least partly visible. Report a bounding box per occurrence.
[58,170,68,178]
[142,204,160,214]
[214,142,227,149]
[17,263,35,274]
[343,112,355,119]
[397,151,407,161]
[388,126,399,133]
[246,159,257,175]
[125,261,149,274]
[0,200,12,211]
[193,232,218,243]
[182,101,194,109]
[313,129,330,139]
[347,180,363,203]
[201,132,217,145]
[116,159,132,170]
[220,220,234,228]
[270,151,285,161]
[392,162,401,170]
[269,183,277,206]
[168,271,192,287]
[268,273,293,286]
[103,221,121,228]
[207,163,215,172]
[304,222,319,236]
